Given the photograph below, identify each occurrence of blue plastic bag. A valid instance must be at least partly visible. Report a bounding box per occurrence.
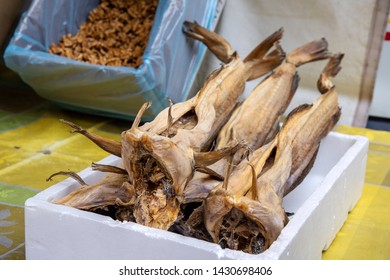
[4,0,221,120]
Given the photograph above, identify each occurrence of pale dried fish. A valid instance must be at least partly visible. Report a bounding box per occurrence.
[184,38,330,203]
[51,22,345,256]
[203,54,343,253]
[55,21,284,230]
[121,22,285,230]
[50,171,135,221]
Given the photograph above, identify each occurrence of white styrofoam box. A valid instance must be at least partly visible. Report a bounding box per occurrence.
[25,132,368,260]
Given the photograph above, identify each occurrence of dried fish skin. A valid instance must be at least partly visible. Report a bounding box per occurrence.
[216,69,294,147]
[283,143,319,196]
[183,172,220,203]
[214,64,298,169]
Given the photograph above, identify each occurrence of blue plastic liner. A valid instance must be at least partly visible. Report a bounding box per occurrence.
[4,0,220,120]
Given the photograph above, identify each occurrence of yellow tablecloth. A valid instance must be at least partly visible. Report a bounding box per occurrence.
[0,91,389,260]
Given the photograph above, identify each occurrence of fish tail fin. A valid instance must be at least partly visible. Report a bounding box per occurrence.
[286,38,330,67]
[183,21,234,64]
[244,28,285,81]
[317,53,344,94]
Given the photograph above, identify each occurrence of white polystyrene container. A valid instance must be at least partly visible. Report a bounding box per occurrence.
[25,132,368,259]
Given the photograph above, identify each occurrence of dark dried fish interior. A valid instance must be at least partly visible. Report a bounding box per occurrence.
[138,154,174,197]
[219,208,265,254]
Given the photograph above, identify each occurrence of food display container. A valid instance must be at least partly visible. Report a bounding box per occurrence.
[25,132,368,259]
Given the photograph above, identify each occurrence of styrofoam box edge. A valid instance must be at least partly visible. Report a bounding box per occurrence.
[25,131,368,259]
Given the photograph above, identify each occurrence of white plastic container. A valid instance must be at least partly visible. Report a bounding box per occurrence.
[25,131,368,259]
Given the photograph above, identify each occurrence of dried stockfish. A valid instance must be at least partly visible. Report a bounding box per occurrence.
[203,54,343,253]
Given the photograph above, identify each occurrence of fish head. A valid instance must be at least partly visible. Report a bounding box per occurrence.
[204,186,287,253]
[121,127,193,230]
[232,196,288,251]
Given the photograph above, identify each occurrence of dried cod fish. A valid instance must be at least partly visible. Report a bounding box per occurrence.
[49,21,344,255]
[184,38,330,203]
[282,53,343,196]
[121,22,285,230]
[203,54,343,254]
[53,21,284,230]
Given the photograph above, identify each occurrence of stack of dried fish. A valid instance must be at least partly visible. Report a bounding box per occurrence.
[184,54,342,254]
[48,21,343,254]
